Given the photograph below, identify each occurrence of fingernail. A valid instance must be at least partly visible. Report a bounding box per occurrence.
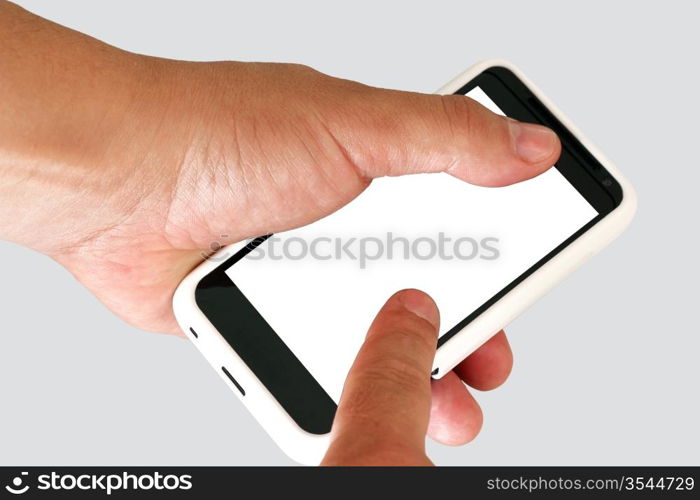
[508,120,558,164]
[398,289,440,330]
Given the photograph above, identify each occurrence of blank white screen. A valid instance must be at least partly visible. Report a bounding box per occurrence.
[225,88,598,403]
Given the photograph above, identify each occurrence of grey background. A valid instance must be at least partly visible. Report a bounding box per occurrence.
[2,0,698,465]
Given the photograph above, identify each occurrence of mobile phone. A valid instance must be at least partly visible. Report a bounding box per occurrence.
[173,60,637,464]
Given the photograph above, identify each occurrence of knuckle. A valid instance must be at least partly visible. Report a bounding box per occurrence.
[339,382,385,422]
[285,62,319,76]
[437,94,479,140]
[341,358,428,419]
[363,354,429,394]
[375,356,429,390]
[378,315,438,353]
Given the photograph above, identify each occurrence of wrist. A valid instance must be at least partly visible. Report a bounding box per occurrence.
[0,25,195,256]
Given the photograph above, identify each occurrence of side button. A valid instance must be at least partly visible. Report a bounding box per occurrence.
[221,366,245,396]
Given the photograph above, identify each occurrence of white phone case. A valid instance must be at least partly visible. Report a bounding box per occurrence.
[172,59,637,465]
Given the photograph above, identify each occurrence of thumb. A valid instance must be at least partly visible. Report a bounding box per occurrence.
[322,289,439,466]
[334,85,561,187]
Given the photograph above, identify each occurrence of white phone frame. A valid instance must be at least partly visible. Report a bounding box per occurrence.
[172,59,637,465]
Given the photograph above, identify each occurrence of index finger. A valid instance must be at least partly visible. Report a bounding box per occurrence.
[324,289,439,460]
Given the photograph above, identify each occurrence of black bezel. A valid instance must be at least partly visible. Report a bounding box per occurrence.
[194,66,624,434]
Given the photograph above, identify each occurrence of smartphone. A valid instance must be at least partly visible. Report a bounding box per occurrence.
[173,60,636,464]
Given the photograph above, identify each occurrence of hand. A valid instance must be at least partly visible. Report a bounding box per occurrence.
[322,289,511,465]
[0,2,559,455]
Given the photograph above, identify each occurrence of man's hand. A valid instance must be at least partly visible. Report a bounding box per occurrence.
[0,2,559,454]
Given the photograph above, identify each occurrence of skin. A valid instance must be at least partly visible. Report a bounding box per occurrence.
[0,1,560,465]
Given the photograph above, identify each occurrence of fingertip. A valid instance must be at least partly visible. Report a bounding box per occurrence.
[428,372,483,446]
[467,120,560,188]
[509,120,561,167]
[456,330,513,391]
[445,102,561,187]
[395,288,440,331]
